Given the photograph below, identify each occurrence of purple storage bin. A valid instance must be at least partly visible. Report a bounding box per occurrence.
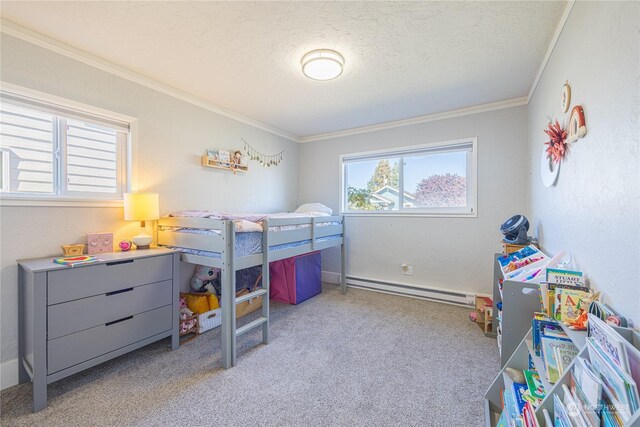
[269,251,321,304]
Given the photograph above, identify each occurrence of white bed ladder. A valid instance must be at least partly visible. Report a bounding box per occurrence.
[220,220,270,369]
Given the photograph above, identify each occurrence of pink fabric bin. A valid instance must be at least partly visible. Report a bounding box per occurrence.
[269,251,321,304]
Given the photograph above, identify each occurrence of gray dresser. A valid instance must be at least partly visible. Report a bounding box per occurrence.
[18,248,180,411]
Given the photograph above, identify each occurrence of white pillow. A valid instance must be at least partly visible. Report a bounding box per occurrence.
[294,203,332,215]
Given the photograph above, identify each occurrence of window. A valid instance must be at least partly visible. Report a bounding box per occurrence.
[0,89,131,203]
[341,138,477,216]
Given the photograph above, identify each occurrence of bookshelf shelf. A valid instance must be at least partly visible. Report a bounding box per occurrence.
[485,322,640,426]
[201,155,248,173]
[492,253,542,367]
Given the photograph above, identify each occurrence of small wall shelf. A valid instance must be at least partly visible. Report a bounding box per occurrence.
[201,155,248,173]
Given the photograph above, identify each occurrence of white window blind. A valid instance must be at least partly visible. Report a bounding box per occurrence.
[0,103,55,194]
[0,92,130,201]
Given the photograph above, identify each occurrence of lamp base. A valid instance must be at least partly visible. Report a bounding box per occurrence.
[132,233,153,250]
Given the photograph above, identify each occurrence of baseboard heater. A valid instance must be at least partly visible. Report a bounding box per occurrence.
[345,275,474,307]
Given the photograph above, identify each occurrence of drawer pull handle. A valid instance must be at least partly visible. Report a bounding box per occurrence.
[106,259,134,266]
[106,287,134,296]
[106,316,133,326]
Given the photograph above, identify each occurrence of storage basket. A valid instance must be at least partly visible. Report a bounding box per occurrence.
[197,308,222,333]
[502,242,527,255]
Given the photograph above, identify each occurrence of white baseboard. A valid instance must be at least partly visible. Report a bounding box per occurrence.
[322,271,476,307]
[321,270,341,285]
[1,358,19,390]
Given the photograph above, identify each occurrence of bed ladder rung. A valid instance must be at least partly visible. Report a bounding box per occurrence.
[236,317,268,337]
[235,288,268,305]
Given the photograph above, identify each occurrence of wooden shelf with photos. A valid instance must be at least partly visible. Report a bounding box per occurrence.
[201,148,248,173]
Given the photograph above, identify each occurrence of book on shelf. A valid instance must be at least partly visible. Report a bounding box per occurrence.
[587,337,638,421]
[573,356,603,410]
[541,335,578,384]
[554,393,573,427]
[557,288,592,322]
[532,314,563,357]
[546,268,585,287]
[562,383,590,427]
[522,401,539,427]
[569,364,602,427]
[555,345,579,376]
[537,282,590,320]
[588,314,631,374]
[524,369,546,402]
[498,245,541,268]
[503,387,524,427]
[53,255,100,267]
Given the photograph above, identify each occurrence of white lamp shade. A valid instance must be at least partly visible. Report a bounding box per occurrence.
[124,193,159,221]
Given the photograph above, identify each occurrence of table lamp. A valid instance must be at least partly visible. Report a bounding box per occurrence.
[124,192,159,250]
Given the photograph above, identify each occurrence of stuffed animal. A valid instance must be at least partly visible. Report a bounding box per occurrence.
[178,296,197,334]
[191,265,220,294]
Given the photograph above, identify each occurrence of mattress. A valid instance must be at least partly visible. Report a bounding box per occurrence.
[163,230,341,259]
[161,210,341,259]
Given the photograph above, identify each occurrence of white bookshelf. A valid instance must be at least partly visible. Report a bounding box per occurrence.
[492,253,542,367]
[484,323,640,426]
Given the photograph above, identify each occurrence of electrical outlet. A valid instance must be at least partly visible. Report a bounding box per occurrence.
[401,264,413,275]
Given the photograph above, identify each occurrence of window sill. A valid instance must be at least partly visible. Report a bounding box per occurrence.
[0,197,124,208]
[341,212,478,218]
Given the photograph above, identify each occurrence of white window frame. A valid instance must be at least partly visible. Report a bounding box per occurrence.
[340,137,478,218]
[0,82,137,207]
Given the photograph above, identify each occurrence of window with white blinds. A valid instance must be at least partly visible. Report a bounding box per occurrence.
[0,94,130,201]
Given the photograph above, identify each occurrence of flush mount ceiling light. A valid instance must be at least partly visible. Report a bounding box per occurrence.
[301,49,344,81]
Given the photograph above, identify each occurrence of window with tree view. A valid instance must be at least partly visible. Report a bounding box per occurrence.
[342,139,476,215]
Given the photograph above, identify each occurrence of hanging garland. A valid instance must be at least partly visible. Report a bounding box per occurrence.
[241,137,284,167]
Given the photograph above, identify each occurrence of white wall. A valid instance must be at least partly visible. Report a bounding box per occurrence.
[298,106,529,297]
[527,2,640,326]
[0,35,299,383]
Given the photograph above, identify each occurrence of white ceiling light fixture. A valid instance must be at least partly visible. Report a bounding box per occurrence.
[301,49,344,81]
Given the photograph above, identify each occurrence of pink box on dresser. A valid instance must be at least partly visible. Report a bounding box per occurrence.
[87,232,113,254]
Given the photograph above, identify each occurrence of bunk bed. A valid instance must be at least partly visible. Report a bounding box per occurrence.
[157,212,346,368]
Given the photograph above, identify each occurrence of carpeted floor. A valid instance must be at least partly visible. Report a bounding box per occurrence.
[1,284,499,426]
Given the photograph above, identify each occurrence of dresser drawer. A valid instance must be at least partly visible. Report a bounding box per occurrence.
[47,255,172,305]
[47,305,173,374]
[48,280,173,340]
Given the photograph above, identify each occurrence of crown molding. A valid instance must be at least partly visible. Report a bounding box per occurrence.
[526,0,575,103]
[0,18,300,143]
[2,0,573,146]
[299,97,528,143]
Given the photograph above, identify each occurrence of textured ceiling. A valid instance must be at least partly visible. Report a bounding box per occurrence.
[1,1,566,138]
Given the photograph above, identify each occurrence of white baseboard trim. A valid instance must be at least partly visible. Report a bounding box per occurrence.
[323,271,476,307]
[1,358,19,390]
[321,270,341,285]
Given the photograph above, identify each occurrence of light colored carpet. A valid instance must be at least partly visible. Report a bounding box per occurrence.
[1,284,499,426]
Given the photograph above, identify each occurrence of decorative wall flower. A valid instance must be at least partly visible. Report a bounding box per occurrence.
[544,119,568,163]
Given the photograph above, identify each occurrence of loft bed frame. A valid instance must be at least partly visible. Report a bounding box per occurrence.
[157,215,346,368]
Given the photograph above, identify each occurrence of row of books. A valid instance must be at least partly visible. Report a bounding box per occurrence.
[497,357,548,426]
[499,316,640,427]
[553,314,640,426]
[532,314,579,384]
